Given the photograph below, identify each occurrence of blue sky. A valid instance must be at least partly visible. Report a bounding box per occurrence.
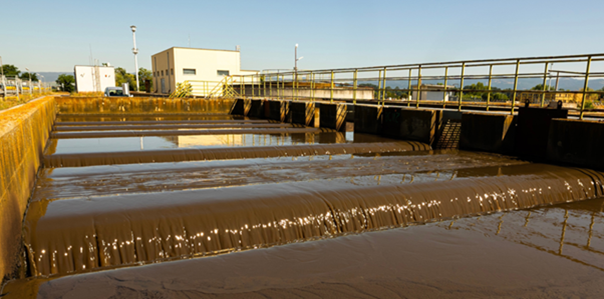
[1,0,603,73]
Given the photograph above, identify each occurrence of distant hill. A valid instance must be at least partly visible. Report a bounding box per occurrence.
[370,77,604,91]
[37,72,72,84]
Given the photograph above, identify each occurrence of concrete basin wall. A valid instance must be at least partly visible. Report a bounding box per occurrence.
[55,96,234,115]
[460,112,515,154]
[0,96,56,281]
[547,119,604,170]
[382,108,441,145]
[1,96,237,282]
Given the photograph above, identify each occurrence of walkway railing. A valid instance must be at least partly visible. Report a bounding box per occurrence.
[234,53,604,120]
[1,75,50,98]
[189,76,240,99]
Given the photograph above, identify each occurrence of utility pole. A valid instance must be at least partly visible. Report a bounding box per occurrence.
[25,67,32,95]
[0,56,5,97]
[131,25,140,91]
[294,44,304,100]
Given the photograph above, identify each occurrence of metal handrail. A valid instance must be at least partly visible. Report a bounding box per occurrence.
[234,53,604,119]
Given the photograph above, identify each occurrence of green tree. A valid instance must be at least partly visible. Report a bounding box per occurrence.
[492,93,509,101]
[138,67,153,91]
[115,67,136,90]
[56,74,75,92]
[531,84,555,91]
[1,64,20,77]
[463,82,488,96]
[20,72,38,81]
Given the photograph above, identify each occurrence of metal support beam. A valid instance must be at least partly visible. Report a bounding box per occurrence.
[540,62,549,107]
[416,65,422,109]
[486,65,493,111]
[443,66,448,108]
[458,63,465,111]
[580,56,592,120]
[511,59,520,114]
[353,69,358,105]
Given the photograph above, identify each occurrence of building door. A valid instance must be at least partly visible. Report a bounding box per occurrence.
[161,78,166,94]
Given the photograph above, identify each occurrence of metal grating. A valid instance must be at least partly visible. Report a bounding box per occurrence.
[435,119,461,149]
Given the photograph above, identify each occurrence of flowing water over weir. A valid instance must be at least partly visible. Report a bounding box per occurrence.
[3,98,604,298]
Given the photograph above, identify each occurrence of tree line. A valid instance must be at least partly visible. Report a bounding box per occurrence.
[357,82,604,102]
[54,67,153,93]
[1,64,40,81]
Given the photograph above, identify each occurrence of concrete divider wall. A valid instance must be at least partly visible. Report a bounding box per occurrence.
[56,97,234,114]
[354,105,382,134]
[0,96,56,281]
[231,98,245,115]
[382,108,441,145]
[249,99,264,118]
[267,100,289,122]
[515,107,568,159]
[290,102,315,126]
[547,119,604,170]
[319,103,347,132]
[459,112,515,154]
[267,100,281,121]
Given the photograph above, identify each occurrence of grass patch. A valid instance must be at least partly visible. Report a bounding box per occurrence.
[0,93,54,111]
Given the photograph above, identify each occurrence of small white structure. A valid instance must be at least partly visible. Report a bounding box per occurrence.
[412,84,456,101]
[74,65,115,93]
[151,47,257,96]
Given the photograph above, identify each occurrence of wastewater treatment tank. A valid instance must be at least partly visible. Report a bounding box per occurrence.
[1,96,604,298]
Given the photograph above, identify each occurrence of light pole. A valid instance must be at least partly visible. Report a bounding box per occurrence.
[37,74,44,93]
[548,63,554,90]
[294,44,304,74]
[130,25,140,91]
[25,67,32,95]
[294,44,303,99]
[0,56,5,97]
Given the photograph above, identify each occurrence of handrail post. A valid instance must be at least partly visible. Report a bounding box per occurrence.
[540,62,549,107]
[251,76,254,98]
[443,66,448,108]
[330,70,334,103]
[486,65,493,111]
[377,70,382,105]
[511,59,520,115]
[458,62,465,111]
[382,67,387,106]
[416,65,422,109]
[310,71,314,102]
[296,72,300,101]
[407,69,412,107]
[353,69,358,105]
[580,56,592,120]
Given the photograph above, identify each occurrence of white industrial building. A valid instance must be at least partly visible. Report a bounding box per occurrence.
[151,47,258,96]
[74,65,115,93]
[412,84,456,101]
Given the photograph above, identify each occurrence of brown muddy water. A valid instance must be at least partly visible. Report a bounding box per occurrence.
[2,112,604,298]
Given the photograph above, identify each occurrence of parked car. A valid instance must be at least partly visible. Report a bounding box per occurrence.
[104,87,131,97]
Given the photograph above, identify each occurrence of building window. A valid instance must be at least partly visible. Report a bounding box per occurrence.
[183,68,196,75]
[161,70,164,76]
[217,70,230,76]
[171,69,174,75]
